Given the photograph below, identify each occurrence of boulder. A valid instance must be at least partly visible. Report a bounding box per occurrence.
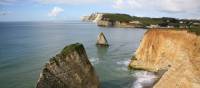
[96,32,109,46]
[36,43,100,88]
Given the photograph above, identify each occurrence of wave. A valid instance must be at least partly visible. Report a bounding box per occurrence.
[116,59,131,71]
[116,59,131,66]
[89,57,99,65]
[131,71,158,88]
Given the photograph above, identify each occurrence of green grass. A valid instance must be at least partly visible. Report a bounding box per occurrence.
[49,43,84,65]
[189,25,200,35]
[132,17,164,26]
[101,13,200,35]
[61,43,84,56]
[102,13,133,22]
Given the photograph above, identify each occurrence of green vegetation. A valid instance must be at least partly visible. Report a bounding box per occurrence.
[49,43,84,65]
[61,43,84,56]
[131,56,137,60]
[189,25,200,35]
[102,13,133,22]
[132,17,183,27]
[101,13,200,35]
[132,16,164,26]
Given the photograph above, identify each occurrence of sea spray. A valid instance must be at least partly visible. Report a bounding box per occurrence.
[116,59,158,88]
[116,59,130,66]
[116,59,131,71]
[89,57,100,65]
[132,71,158,88]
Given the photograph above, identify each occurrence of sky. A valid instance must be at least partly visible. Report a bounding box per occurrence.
[0,0,200,21]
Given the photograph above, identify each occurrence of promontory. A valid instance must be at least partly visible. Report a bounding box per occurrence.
[129,29,200,88]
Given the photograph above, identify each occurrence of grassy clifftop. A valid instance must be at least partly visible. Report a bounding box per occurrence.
[61,43,84,56]
[100,13,200,35]
[102,13,133,22]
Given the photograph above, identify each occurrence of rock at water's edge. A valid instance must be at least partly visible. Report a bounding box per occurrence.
[96,32,109,46]
[129,29,200,88]
[36,43,100,88]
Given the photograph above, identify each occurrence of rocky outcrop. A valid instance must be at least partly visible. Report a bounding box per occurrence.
[82,13,142,28]
[97,20,112,27]
[82,13,103,23]
[93,14,103,23]
[36,43,100,88]
[96,32,109,46]
[129,29,200,88]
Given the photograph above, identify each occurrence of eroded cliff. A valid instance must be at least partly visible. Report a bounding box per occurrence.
[129,29,200,88]
[36,43,100,88]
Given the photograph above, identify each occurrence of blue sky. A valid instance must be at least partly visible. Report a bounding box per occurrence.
[0,0,200,21]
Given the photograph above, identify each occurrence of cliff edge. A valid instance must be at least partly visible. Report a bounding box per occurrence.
[129,29,200,88]
[36,43,100,88]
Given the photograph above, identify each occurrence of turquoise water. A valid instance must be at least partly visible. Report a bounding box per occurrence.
[0,21,151,88]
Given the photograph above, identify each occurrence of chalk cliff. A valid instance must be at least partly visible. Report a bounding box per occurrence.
[82,13,142,28]
[36,43,100,88]
[81,13,103,23]
[129,29,200,88]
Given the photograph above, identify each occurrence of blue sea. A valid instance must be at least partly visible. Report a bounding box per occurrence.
[0,21,156,88]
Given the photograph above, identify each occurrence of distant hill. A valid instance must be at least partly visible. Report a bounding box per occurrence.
[82,13,200,35]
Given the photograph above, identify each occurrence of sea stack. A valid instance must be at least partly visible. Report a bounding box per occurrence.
[36,43,100,88]
[96,32,109,46]
[129,29,200,88]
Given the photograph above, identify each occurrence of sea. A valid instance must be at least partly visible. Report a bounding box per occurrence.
[0,21,157,88]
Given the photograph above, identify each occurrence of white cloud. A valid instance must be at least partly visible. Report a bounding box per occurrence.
[0,11,7,15]
[160,0,200,13]
[38,0,98,5]
[113,0,200,13]
[0,11,10,16]
[48,6,64,17]
[113,0,155,10]
[0,0,16,5]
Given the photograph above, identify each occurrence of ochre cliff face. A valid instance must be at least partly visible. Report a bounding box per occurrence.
[129,29,200,88]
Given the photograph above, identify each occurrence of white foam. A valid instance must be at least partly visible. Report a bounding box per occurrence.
[116,59,131,66]
[116,66,128,71]
[132,71,157,88]
[89,57,99,65]
[116,59,131,71]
